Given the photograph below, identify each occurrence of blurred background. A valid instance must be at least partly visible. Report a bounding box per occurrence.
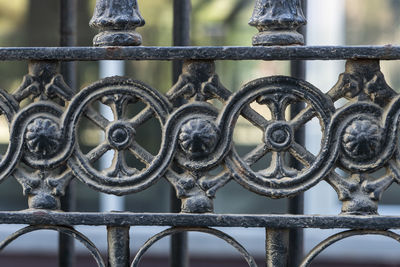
[0,0,399,266]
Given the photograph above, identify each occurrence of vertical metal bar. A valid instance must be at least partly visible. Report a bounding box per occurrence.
[288,1,307,266]
[59,1,77,267]
[287,196,304,267]
[59,184,76,267]
[107,226,130,267]
[172,0,191,81]
[170,195,189,267]
[266,229,289,267]
[170,1,191,267]
[288,62,305,267]
[60,0,77,89]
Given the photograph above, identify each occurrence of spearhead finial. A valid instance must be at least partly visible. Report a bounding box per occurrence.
[90,0,145,46]
[249,0,306,46]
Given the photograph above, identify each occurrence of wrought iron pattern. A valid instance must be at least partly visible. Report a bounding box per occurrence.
[1,56,398,215]
[131,227,258,267]
[1,0,400,266]
[0,225,106,267]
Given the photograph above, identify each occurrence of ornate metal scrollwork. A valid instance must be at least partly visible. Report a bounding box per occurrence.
[68,77,172,195]
[226,76,335,198]
[0,57,399,216]
[2,1,400,266]
[326,60,400,215]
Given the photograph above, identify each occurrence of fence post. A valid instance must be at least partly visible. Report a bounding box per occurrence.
[108,226,131,267]
[266,229,290,267]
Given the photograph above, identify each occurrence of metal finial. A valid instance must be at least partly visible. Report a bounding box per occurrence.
[249,0,306,46]
[90,0,145,46]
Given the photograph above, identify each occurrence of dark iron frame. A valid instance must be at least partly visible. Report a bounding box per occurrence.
[1,0,400,266]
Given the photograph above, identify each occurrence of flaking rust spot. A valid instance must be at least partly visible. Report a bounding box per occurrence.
[106,46,122,59]
[32,210,48,216]
[383,44,393,59]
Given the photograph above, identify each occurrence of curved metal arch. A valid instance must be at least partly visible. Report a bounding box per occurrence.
[68,76,173,195]
[0,88,20,182]
[300,230,400,267]
[225,76,336,198]
[130,227,258,267]
[0,225,106,267]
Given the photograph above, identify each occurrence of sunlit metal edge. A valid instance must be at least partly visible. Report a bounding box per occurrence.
[0,46,399,61]
[0,211,399,229]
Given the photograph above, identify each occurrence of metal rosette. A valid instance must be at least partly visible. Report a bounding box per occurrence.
[0,96,71,175]
[67,77,172,195]
[0,89,18,182]
[163,102,230,208]
[224,76,336,198]
[332,101,388,173]
[18,103,65,169]
[169,102,222,171]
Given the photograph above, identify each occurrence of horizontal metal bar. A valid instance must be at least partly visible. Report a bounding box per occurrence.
[0,211,399,229]
[0,46,399,61]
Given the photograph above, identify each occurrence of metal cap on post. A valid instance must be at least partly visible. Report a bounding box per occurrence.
[90,0,145,46]
[249,0,306,46]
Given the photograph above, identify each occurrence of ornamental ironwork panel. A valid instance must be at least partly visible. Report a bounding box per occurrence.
[0,0,400,267]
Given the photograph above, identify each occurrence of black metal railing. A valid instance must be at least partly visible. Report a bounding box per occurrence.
[1,0,400,266]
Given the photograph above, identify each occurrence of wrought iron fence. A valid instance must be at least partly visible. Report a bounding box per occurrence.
[0,0,400,266]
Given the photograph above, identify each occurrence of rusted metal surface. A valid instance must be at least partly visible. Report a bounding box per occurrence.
[171,0,191,266]
[0,211,400,229]
[107,226,130,267]
[59,1,77,266]
[1,0,399,266]
[266,229,289,267]
[0,46,400,61]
